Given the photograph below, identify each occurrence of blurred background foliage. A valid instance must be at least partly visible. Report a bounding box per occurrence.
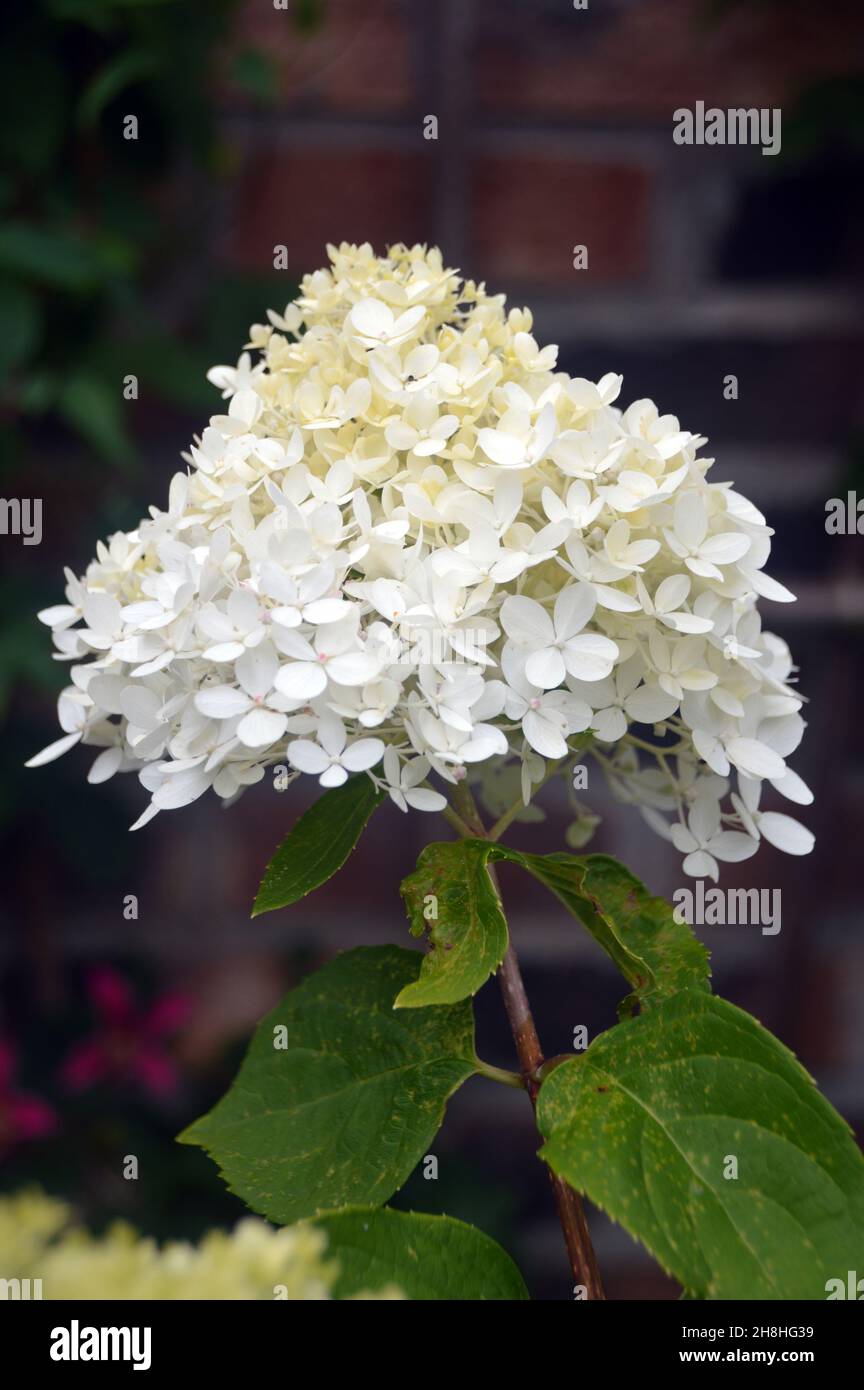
[0,0,328,1249]
[0,0,318,718]
[0,0,309,458]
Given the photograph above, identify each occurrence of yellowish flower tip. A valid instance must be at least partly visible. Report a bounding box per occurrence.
[0,1190,403,1301]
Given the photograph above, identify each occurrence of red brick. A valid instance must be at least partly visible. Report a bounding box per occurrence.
[225,146,429,271]
[471,156,652,286]
[475,0,864,119]
[227,0,415,115]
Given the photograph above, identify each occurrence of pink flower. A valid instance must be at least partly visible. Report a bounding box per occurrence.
[61,967,189,1099]
[0,1039,56,1151]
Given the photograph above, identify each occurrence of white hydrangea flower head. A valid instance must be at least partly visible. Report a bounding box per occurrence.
[0,1190,403,1300]
[29,242,813,877]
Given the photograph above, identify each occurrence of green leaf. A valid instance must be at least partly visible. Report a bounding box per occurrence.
[0,281,41,378]
[0,49,65,177]
[394,843,707,1012]
[505,851,710,1014]
[56,371,135,469]
[180,946,478,1225]
[0,223,101,292]
[315,1207,529,1300]
[538,989,864,1299]
[115,334,214,413]
[396,840,508,1008]
[252,775,383,917]
[19,371,59,415]
[294,0,326,33]
[231,49,280,106]
[77,51,158,128]
[200,274,300,363]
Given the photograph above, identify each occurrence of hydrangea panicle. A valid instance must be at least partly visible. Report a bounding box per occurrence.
[0,1190,402,1300]
[29,243,813,878]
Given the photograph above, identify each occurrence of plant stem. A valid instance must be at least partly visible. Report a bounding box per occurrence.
[441,803,474,839]
[448,780,606,1299]
[475,1058,526,1089]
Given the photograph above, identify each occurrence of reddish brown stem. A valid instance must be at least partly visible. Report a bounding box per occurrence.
[449,781,605,1299]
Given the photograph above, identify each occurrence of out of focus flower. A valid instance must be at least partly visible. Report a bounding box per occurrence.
[0,1190,403,1300]
[61,968,189,1098]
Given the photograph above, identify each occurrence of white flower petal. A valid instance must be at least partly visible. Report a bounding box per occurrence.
[275,663,328,700]
[302,598,353,625]
[477,428,526,468]
[325,652,382,687]
[237,707,288,748]
[592,705,628,743]
[525,646,566,690]
[287,740,330,775]
[523,708,569,759]
[674,492,707,550]
[671,823,699,854]
[624,685,679,724]
[654,574,690,613]
[341,739,385,772]
[562,635,618,682]
[689,795,721,843]
[769,769,813,806]
[500,595,554,647]
[726,737,786,780]
[195,686,251,719]
[319,764,349,788]
[699,532,750,564]
[404,787,447,812]
[707,831,759,863]
[553,582,595,640]
[25,732,82,767]
[757,812,814,856]
[682,849,719,881]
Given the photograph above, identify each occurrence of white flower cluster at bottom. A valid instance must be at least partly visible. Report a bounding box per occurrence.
[0,1190,402,1300]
